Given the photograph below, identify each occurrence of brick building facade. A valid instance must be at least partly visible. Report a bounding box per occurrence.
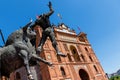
[2,23,108,80]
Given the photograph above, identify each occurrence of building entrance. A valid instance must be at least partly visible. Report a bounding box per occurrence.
[79,69,90,80]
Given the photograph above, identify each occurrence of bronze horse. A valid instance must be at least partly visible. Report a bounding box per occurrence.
[0,22,52,80]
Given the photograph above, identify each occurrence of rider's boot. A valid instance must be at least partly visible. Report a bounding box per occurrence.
[53,44,67,57]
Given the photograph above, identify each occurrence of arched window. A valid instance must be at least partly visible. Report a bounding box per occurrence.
[81,54,86,62]
[85,47,89,52]
[67,53,72,62]
[93,65,99,73]
[89,56,93,62]
[70,46,80,62]
[60,67,66,76]
[16,72,21,80]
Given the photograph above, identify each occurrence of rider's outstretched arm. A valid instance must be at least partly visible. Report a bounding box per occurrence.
[45,1,54,17]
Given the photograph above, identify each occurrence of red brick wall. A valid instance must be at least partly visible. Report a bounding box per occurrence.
[5,25,108,80]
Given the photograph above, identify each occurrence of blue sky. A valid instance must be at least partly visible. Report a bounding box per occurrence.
[0,0,120,74]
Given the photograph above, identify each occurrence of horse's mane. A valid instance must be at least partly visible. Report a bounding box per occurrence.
[5,22,32,46]
[5,29,23,46]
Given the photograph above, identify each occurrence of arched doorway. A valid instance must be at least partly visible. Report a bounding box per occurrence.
[79,69,90,80]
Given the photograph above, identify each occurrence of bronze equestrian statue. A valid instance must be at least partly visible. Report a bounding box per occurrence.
[0,22,52,80]
[31,2,67,57]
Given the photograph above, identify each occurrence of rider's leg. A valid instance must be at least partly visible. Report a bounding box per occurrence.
[49,31,67,57]
[37,31,47,53]
[31,53,52,66]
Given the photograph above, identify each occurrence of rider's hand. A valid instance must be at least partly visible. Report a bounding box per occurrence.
[48,1,52,8]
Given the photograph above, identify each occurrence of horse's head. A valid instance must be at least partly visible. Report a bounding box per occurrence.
[26,27,36,40]
[22,22,36,40]
[5,22,36,46]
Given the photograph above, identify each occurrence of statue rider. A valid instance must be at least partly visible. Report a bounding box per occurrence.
[31,2,67,57]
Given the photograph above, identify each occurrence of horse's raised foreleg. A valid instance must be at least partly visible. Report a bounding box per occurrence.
[31,53,53,66]
[19,50,34,80]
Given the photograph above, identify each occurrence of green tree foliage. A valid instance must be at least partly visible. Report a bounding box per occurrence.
[109,75,120,80]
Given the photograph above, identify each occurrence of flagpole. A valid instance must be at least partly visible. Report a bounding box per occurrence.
[57,13,62,23]
[77,26,82,33]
